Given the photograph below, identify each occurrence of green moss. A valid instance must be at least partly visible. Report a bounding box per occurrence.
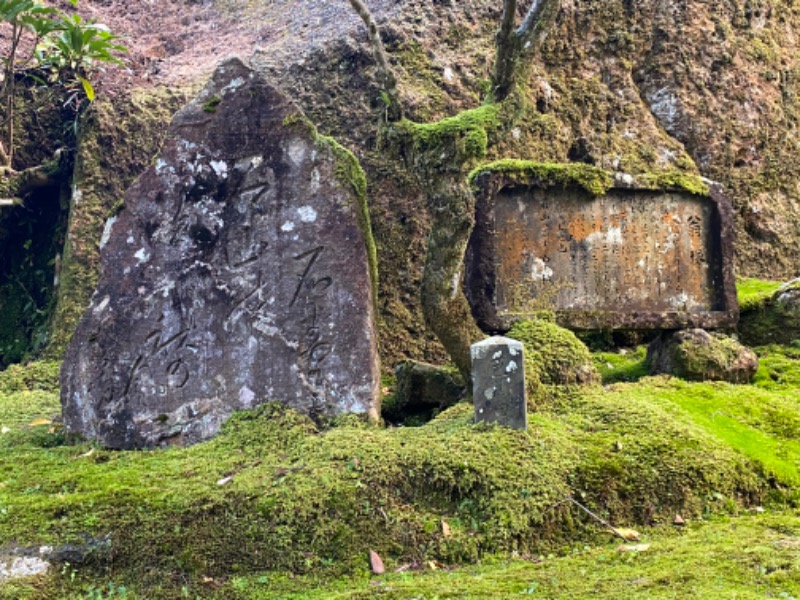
[398,104,501,164]
[753,344,800,390]
[738,277,783,312]
[468,160,614,196]
[738,281,800,346]
[468,161,709,197]
[636,376,800,488]
[7,350,800,596]
[509,318,600,388]
[637,169,710,196]
[0,360,60,394]
[202,95,222,113]
[593,346,649,384]
[229,512,800,598]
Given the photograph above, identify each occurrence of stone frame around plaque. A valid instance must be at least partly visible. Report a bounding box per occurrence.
[464,167,738,333]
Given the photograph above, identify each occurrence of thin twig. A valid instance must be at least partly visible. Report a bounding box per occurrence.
[528,456,631,541]
[346,0,403,121]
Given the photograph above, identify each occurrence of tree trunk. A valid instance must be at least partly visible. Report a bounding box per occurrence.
[420,173,484,381]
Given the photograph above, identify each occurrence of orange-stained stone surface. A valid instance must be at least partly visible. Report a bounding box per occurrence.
[495,187,718,314]
[465,179,738,332]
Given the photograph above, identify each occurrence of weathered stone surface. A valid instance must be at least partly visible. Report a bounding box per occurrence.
[471,336,527,430]
[61,58,380,449]
[384,360,464,424]
[465,172,738,332]
[647,329,758,384]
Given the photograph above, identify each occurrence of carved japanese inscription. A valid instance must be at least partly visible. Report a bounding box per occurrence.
[465,175,738,332]
[61,59,380,449]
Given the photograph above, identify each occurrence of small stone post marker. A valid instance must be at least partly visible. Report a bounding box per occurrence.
[471,336,527,430]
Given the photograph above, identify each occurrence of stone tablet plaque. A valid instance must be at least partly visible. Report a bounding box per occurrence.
[61,59,380,449]
[465,172,737,332]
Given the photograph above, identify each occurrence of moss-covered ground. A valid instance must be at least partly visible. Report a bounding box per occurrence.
[0,337,799,597]
[233,511,800,598]
[737,278,784,313]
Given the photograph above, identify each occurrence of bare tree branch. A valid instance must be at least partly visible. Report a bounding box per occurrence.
[491,0,519,103]
[517,0,548,43]
[346,0,403,122]
[491,0,553,102]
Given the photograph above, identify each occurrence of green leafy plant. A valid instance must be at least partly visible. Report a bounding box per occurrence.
[0,0,57,167]
[0,0,126,169]
[36,9,126,107]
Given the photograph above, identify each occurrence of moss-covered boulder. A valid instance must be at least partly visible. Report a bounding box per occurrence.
[648,329,758,384]
[385,360,464,425]
[507,317,599,405]
[739,280,800,347]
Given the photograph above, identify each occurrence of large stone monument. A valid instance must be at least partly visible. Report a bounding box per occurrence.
[465,169,738,332]
[61,59,381,449]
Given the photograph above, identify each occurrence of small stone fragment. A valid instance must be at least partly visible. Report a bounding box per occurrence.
[0,556,50,583]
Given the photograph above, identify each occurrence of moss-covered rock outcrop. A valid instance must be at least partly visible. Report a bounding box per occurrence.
[648,329,759,384]
[739,279,800,346]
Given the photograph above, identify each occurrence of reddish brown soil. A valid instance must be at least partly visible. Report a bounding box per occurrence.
[61,0,259,93]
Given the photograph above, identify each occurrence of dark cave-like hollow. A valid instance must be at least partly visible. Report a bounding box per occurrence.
[0,184,68,368]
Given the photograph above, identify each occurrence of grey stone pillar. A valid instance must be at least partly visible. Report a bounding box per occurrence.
[471,336,527,430]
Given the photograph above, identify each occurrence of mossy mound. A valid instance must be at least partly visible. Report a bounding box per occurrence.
[0,360,59,394]
[508,318,600,404]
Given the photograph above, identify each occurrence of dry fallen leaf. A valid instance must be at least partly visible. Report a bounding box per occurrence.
[369,549,385,574]
[613,527,640,542]
[28,418,51,427]
[427,560,438,571]
[216,476,234,486]
[441,519,451,537]
[618,543,651,553]
[79,448,95,459]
